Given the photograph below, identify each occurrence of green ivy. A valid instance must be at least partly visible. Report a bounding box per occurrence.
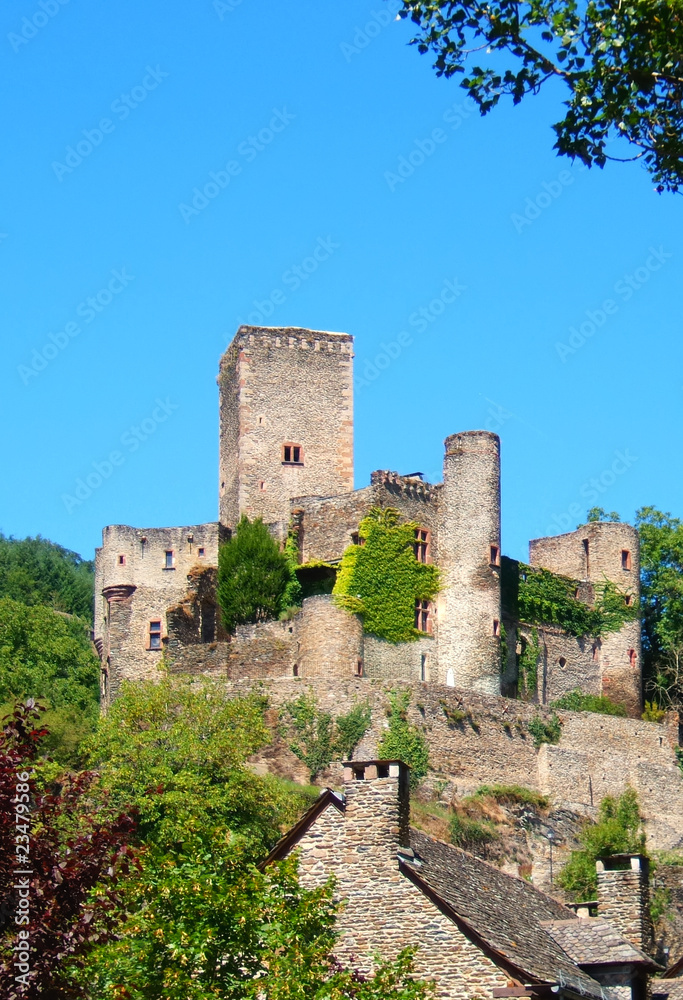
[551,690,627,717]
[527,714,562,748]
[278,693,372,780]
[377,689,429,787]
[501,556,637,638]
[333,507,440,643]
[517,628,540,700]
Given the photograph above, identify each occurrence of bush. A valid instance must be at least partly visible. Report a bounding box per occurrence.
[642,700,667,723]
[377,690,429,787]
[551,689,627,717]
[557,788,646,901]
[449,812,498,851]
[472,784,549,809]
[279,693,372,779]
[527,714,562,747]
[0,533,94,621]
[217,516,299,632]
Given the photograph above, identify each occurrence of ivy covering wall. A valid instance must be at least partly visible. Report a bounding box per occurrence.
[501,556,637,638]
[333,507,440,643]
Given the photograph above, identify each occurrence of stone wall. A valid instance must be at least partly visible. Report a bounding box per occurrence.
[218,326,354,534]
[597,857,652,953]
[166,620,297,680]
[364,634,435,682]
[295,595,363,678]
[516,623,601,704]
[291,764,512,998]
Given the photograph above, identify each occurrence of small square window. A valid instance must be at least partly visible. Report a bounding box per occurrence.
[198,547,205,558]
[622,550,632,571]
[118,554,126,566]
[282,443,303,465]
[149,620,162,649]
[164,551,173,569]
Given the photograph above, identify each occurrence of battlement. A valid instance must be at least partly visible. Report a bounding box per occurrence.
[370,470,436,503]
[220,326,353,366]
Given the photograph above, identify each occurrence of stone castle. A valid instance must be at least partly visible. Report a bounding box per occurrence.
[95,325,642,715]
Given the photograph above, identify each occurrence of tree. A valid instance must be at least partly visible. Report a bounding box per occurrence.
[0,535,94,622]
[217,517,298,633]
[636,506,683,706]
[79,679,432,999]
[0,702,137,1000]
[399,0,683,192]
[556,787,645,900]
[585,507,621,523]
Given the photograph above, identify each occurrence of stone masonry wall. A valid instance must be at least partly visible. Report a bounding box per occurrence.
[291,768,512,998]
[295,595,363,678]
[364,634,436,682]
[515,623,601,705]
[218,327,354,534]
[597,860,652,953]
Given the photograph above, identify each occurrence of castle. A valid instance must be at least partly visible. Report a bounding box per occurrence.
[95,326,641,715]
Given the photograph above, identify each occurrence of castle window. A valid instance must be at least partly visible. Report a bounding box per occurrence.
[629,648,637,667]
[282,443,303,465]
[118,554,125,566]
[559,656,567,668]
[583,539,590,574]
[622,549,632,570]
[625,594,633,606]
[356,659,364,677]
[415,599,432,634]
[293,664,299,677]
[149,621,162,649]
[493,619,500,637]
[198,547,205,558]
[413,528,430,563]
[592,642,600,661]
[490,544,500,566]
[420,653,428,681]
[164,550,174,569]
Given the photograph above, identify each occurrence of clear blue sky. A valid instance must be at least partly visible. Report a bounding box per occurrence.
[1,0,681,564]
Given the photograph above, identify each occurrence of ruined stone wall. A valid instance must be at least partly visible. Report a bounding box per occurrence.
[166,621,297,681]
[295,595,363,679]
[529,522,641,715]
[516,623,601,705]
[292,767,511,998]
[364,635,436,682]
[218,326,354,535]
[292,486,376,564]
[438,431,502,692]
[95,522,222,707]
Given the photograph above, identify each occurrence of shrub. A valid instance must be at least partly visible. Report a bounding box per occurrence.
[527,714,562,747]
[217,516,298,632]
[449,812,498,851]
[642,700,667,723]
[377,690,429,787]
[551,690,627,717]
[472,784,549,809]
[279,693,372,779]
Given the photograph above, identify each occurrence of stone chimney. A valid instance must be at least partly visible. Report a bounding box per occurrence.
[342,760,410,859]
[596,854,652,954]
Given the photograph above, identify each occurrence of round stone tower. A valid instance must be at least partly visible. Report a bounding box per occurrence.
[437,431,502,693]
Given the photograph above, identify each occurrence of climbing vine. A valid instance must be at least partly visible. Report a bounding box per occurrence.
[517,628,540,700]
[333,508,440,643]
[377,689,429,787]
[278,692,372,779]
[501,556,637,638]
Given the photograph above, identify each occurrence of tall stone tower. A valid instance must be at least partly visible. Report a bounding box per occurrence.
[218,326,354,536]
[529,521,641,714]
[437,431,502,693]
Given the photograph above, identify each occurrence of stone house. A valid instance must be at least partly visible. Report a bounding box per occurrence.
[95,324,642,714]
[265,759,660,1000]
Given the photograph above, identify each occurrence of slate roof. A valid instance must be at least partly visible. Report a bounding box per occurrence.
[407,830,617,998]
[653,978,683,1000]
[542,917,657,969]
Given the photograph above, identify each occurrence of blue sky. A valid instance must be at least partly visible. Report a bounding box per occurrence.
[1,0,681,564]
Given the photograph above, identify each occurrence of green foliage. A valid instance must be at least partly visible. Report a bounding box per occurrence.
[551,689,627,717]
[502,557,637,638]
[0,532,94,621]
[637,507,683,709]
[527,713,562,748]
[642,701,667,723]
[377,689,429,787]
[650,885,672,924]
[439,700,478,730]
[471,784,549,809]
[557,788,646,901]
[449,812,498,851]
[400,0,683,193]
[586,507,621,524]
[0,597,99,763]
[217,516,299,632]
[333,507,440,643]
[279,692,372,779]
[517,628,539,700]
